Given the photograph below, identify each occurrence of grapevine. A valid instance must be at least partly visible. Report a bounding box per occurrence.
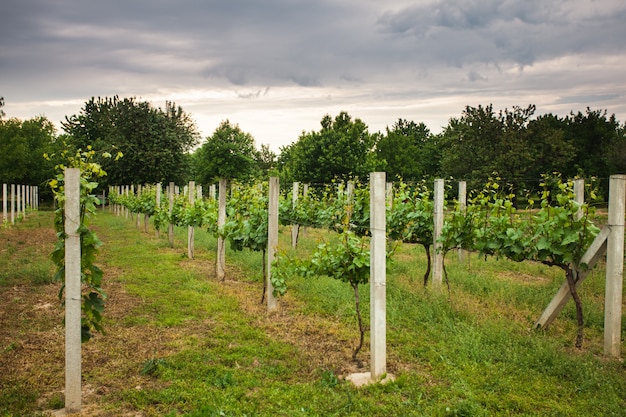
[438,173,600,347]
[48,146,120,342]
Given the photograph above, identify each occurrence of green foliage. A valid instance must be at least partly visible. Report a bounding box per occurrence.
[48,146,110,342]
[376,119,440,181]
[193,120,259,184]
[62,96,199,187]
[438,173,600,346]
[279,111,379,184]
[4,211,626,416]
[0,115,58,190]
[223,183,268,253]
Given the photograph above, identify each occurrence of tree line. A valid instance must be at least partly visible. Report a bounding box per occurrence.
[1,96,625,201]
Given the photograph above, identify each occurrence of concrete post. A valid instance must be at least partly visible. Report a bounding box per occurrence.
[458,181,467,263]
[168,182,175,247]
[573,178,584,221]
[370,172,387,379]
[217,178,227,280]
[604,174,626,357]
[267,177,279,311]
[188,181,195,259]
[291,182,299,249]
[432,179,444,286]
[2,184,6,224]
[64,168,82,413]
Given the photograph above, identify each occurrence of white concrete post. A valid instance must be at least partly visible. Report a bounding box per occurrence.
[458,181,467,263]
[168,182,175,247]
[64,168,82,413]
[302,183,309,237]
[604,174,626,357]
[16,184,21,220]
[136,185,142,228]
[217,178,227,280]
[432,179,444,286]
[267,177,279,311]
[155,183,162,237]
[385,182,393,208]
[2,184,6,223]
[124,185,130,219]
[10,184,15,224]
[188,181,195,259]
[370,172,387,379]
[573,178,584,221]
[291,182,299,249]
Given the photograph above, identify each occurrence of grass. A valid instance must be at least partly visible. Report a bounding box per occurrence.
[0,209,625,416]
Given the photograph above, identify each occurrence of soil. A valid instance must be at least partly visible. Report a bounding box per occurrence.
[0,218,404,416]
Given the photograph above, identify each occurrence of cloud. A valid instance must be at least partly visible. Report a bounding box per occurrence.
[1,0,625,152]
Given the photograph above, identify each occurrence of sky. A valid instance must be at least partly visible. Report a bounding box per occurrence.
[2,0,625,152]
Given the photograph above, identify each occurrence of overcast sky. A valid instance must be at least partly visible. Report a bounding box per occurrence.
[2,0,625,151]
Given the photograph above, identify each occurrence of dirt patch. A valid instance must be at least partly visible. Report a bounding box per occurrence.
[496,270,551,285]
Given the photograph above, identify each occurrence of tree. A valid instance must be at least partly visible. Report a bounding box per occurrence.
[439,104,503,189]
[0,115,58,189]
[280,111,378,184]
[62,96,200,187]
[526,114,575,180]
[255,143,277,178]
[193,120,258,184]
[564,108,622,179]
[0,97,5,120]
[375,118,440,181]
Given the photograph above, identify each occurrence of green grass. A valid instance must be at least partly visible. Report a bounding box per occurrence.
[1,210,625,416]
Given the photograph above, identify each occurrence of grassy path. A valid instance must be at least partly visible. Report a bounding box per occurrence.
[1,210,626,416]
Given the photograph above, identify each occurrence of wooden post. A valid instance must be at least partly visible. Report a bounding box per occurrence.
[188,181,195,259]
[64,168,82,413]
[370,172,387,379]
[291,182,299,249]
[458,181,467,263]
[217,178,227,280]
[168,182,175,247]
[432,179,444,286]
[267,177,279,311]
[604,174,626,357]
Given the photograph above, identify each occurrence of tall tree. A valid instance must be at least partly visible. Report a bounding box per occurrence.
[0,116,58,188]
[193,120,258,184]
[564,108,622,180]
[281,111,378,184]
[439,104,503,189]
[255,143,277,178]
[526,113,575,180]
[376,118,440,181]
[62,96,200,187]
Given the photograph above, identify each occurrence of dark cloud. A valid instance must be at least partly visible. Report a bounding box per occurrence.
[1,0,625,150]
